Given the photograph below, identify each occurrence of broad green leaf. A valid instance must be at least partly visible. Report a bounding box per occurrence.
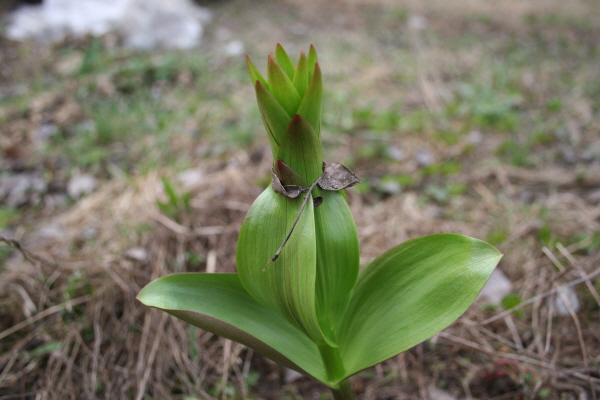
[275,43,295,81]
[246,55,268,90]
[137,273,328,382]
[277,115,323,185]
[313,190,359,336]
[237,186,326,344]
[293,51,309,97]
[255,81,290,156]
[297,63,322,137]
[338,234,502,377]
[267,54,302,118]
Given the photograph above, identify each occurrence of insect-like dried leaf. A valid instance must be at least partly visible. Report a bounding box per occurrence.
[317,162,361,191]
[271,171,307,199]
[274,160,307,187]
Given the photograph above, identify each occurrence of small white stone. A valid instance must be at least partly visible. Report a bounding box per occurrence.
[80,226,99,241]
[67,174,97,198]
[378,179,402,195]
[124,247,148,262]
[386,146,405,161]
[223,40,245,57]
[0,173,47,207]
[415,148,434,167]
[428,385,457,400]
[551,286,580,317]
[468,130,483,144]
[38,223,64,240]
[34,124,59,144]
[479,269,513,305]
[284,368,304,383]
[408,14,427,30]
[177,169,204,190]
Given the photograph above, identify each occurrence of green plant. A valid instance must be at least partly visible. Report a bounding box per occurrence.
[138,45,502,399]
[156,177,191,223]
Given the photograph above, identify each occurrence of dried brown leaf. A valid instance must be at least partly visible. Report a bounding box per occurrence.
[317,162,361,191]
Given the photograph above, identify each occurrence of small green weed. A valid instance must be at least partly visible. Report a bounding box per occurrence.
[27,341,62,357]
[453,82,522,132]
[496,139,532,167]
[501,293,525,318]
[0,207,19,229]
[422,160,462,176]
[157,177,191,223]
[186,251,206,269]
[487,229,508,246]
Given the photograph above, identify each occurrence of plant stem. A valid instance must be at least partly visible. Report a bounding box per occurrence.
[318,344,356,399]
[318,343,345,382]
[330,379,355,400]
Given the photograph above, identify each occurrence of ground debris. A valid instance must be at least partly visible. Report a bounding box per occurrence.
[0,172,47,207]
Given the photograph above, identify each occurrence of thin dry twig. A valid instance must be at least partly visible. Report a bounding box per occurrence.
[265,179,320,268]
[219,339,232,400]
[0,235,40,264]
[439,332,600,388]
[135,313,168,400]
[480,267,600,325]
[557,242,600,308]
[0,294,96,341]
[151,212,232,237]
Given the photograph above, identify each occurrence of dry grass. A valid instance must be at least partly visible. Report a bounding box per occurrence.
[1,0,600,398]
[2,156,599,399]
[0,160,265,399]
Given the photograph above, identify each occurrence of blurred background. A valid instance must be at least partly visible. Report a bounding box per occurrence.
[1,0,599,399]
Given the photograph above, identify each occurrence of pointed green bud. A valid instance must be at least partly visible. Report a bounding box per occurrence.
[297,62,322,137]
[307,44,318,82]
[293,51,309,97]
[246,55,268,90]
[267,54,302,118]
[247,45,323,157]
[254,80,289,155]
[275,43,296,80]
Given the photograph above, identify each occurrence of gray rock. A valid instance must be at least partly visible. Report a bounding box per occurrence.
[386,145,405,161]
[0,173,47,207]
[80,226,99,241]
[581,141,600,161]
[415,148,434,167]
[34,124,59,144]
